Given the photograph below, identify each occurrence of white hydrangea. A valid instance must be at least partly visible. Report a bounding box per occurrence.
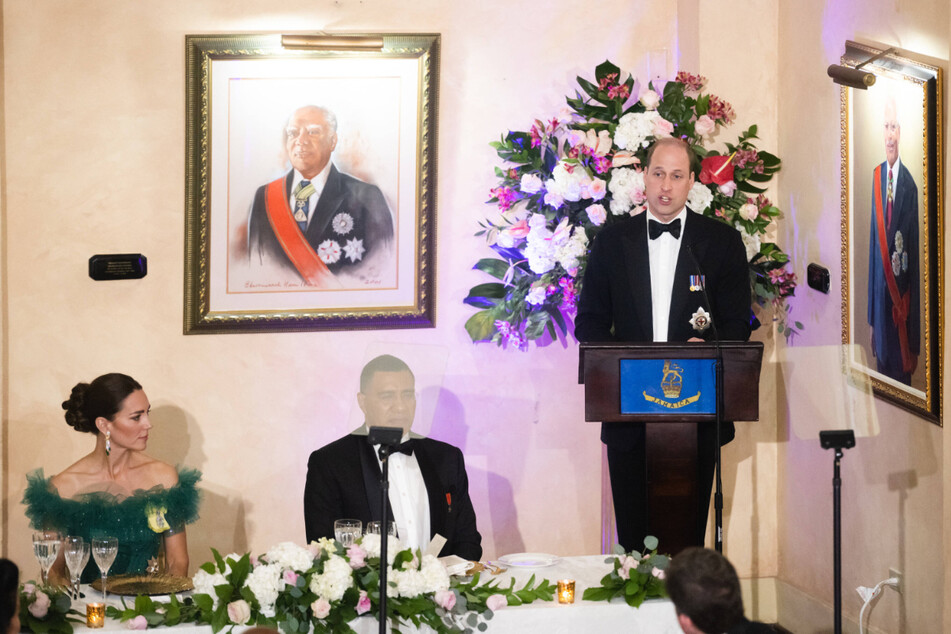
[738,226,762,261]
[524,214,556,274]
[686,182,714,213]
[614,111,664,150]
[607,168,645,215]
[192,569,228,608]
[265,542,315,572]
[359,533,402,565]
[391,554,449,598]
[546,161,589,202]
[525,285,547,306]
[520,173,543,194]
[308,555,354,603]
[555,229,589,274]
[244,563,282,616]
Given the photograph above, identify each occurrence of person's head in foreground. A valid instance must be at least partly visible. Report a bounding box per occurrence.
[0,559,20,634]
[665,547,745,634]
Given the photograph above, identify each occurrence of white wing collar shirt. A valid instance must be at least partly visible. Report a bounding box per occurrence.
[371,432,430,552]
[647,207,687,342]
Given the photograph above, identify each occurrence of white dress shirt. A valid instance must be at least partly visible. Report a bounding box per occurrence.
[372,433,430,552]
[647,208,687,342]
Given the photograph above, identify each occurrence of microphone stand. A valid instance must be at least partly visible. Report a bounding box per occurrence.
[686,245,724,553]
[367,426,402,634]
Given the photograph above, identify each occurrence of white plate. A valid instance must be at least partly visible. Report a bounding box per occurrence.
[497,552,561,567]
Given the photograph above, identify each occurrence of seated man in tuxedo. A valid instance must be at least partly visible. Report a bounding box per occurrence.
[303,355,482,560]
[665,547,774,634]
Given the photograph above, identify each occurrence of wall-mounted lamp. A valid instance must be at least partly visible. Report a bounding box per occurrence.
[827,46,896,89]
[281,34,384,51]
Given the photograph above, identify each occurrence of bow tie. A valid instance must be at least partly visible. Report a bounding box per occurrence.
[394,440,415,456]
[648,218,681,240]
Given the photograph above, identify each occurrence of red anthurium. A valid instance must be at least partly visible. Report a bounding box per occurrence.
[699,154,735,185]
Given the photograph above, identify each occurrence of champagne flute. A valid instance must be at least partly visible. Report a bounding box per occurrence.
[32,530,62,586]
[91,537,118,602]
[333,519,362,547]
[63,536,87,598]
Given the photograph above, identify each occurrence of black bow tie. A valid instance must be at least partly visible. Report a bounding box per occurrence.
[394,439,415,455]
[648,218,682,240]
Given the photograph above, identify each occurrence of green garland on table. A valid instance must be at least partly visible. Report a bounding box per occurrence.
[18,583,84,634]
[106,537,556,634]
[582,537,670,607]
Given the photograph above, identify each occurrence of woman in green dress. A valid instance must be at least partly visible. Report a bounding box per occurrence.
[23,373,200,582]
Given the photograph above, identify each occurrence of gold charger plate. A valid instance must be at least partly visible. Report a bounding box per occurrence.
[91,574,193,596]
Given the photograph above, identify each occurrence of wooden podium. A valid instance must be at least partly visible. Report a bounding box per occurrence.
[579,342,763,554]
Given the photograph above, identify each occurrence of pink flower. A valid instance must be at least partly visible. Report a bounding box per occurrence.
[435,590,457,610]
[706,95,736,124]
[586,204,607,226]
[347,544,368,569]
[28,591,50,619]
[307,542,322,557]
[618,554,640,580]
[585,178,608,200]
[283,570,299,586]
[694,114,716,137]
[227,600,251,625]
[652,117,674,137]
[718,181,737,196]
[639,89,661,110]
[652,566,665,579]
[612,151,640,168]
[584,129,613,156]
[565,129,586,148]
[506,219,531,239]
[739,203,759,221]
[126,615,149,630]
[675,71,707,92]
[311,598,331,620]
[356,590,372,615]
[22,583,35,595]
[486,594,508,611]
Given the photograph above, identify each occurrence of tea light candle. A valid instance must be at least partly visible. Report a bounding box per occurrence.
[86,603,105,628]
[557,579,575,604]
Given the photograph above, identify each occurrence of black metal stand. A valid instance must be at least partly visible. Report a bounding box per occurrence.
[377,444,392,634]
[820,429,855,634]
[713,344,724,553]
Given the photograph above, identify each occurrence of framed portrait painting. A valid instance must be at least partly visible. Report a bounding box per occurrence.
[184,33,439,333]
[840,41,943,423]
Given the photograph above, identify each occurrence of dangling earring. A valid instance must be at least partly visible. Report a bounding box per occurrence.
[105,431,111,456]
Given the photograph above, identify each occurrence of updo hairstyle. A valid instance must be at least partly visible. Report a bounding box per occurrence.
[62,373,143,434]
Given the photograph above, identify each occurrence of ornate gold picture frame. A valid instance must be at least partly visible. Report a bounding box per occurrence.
[184,34,439,333]
[840,41,943,423]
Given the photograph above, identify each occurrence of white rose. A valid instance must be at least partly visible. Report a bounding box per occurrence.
[738,203,759,221]
[639,89,661,110]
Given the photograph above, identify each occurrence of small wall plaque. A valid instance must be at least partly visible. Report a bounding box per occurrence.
[88,254,147,280]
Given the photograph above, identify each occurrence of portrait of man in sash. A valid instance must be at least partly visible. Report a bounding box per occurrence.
[245,105,396,289]
[866,93,920,386]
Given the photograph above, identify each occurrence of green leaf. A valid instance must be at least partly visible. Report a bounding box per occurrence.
[473,258,511,280]
[594,60,621,84]
[643,535,659,551]
[465,310,500,343]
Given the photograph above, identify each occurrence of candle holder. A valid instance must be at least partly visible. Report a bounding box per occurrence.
[86,602,105,628]
[557,579,575,604]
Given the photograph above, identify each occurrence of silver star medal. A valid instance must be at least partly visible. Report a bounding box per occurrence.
[690,307,712,333]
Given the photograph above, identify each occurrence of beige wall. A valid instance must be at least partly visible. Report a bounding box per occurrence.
[777,2,949,633]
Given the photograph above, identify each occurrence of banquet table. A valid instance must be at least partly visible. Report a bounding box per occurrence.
[71,555,682,634]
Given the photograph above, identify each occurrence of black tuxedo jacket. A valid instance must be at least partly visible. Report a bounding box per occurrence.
[248,165,394,277]
[575,210,752,449]
[303,433,482,560]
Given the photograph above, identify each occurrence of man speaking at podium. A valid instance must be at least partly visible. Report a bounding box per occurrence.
[575,137,751,551]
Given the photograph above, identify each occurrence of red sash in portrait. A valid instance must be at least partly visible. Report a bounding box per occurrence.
[263,177,335,287]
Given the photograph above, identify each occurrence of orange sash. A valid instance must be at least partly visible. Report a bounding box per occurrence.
[264,178,334,287]
[873,164,914,372]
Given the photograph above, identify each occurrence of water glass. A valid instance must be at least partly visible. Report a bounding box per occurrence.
[91,537,118,602]
[63,536,88,598]
[366,521,398,537]
[32,530,62,585]
[334,519,362,547]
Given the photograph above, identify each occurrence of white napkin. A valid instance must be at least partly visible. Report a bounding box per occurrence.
[439,554,475,576]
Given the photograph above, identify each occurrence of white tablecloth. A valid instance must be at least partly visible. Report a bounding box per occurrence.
[72,555,682,634]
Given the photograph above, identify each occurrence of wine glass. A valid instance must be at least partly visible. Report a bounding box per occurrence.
[32,530,62,586]
[366,521,397,537]
[91,537,118,602]
[63,536,88,598]
[333,519,362,547]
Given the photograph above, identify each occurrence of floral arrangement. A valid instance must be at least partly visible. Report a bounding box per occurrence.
[18,583,83,634]
[108,536,555,634]
[465,61,802,350]
[581,537,670,608]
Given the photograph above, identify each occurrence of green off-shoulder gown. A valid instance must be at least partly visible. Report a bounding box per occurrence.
[23,468,201,582]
